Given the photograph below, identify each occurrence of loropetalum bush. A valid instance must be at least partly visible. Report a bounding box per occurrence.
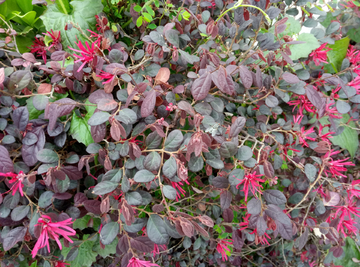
[1,0,360,266]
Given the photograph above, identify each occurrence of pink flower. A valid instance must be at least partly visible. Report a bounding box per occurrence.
[165,103,177,111]
[29,37,47,63]
[318,124,334,143]
[236,171,265,202]
[216,239,232,261]
[333,196,360,237]
[324,101,342,119]
[31,214,76,258]
[55,261,70,267]
[0,171,26,196]
[127,257,159,267]
[239,213,251,230]
[322,150,355,178]
[298,126,316,147]
[171,180,189,201]
[309,43,332,66]
[347,45,360,65]
[151,244,166,257]
[44,29,61,50]
[96,70,117,84]
[288,95,316,115]
[250,229,271,245]
[69,39,100,72]
[348,180,360,199]
[349,76,360,94]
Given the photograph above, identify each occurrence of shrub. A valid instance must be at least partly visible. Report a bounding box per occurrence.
[0,0,360,266]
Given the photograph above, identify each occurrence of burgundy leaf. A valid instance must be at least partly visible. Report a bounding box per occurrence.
[141,90,156,118]
[191,72,212,101]
[0,145,14,173]
[177,101,195,116]
[282,72,300,84]
[97,99,118,111]
[239,66,253,89]
[220,191,232,210]
[45,98,77,131]
[229,116,246,138]
[211,67,235,95]
[89,90,114,104]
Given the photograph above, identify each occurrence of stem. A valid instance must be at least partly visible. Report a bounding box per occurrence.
[215,0,271,24]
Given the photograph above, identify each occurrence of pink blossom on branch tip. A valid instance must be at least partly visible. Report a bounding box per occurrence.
[0,171,26,197]
[236,171,265,202]
[127,257,159,267]
[309,43,331,66]
[31,214,76,258]
[216,239,232,261]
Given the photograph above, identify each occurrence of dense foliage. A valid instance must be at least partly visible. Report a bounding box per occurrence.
[1,0,360,266]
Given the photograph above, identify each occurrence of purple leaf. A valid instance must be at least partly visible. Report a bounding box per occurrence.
[0,145,14,173]
[229,117,246,138]
[239,66,253,89]
[305,85,326,116]
[89,90,114,104]
[141,90,156,118]
[247,198,261,215]
[282,72,300,84]
[191,72,212,101]
[211,67,235,95]
[3,226,27,251]
[212,176,229,189]
[297,227,309,250]
[45,98,77,130]
[263,190,287,205]
[220,191,232,210]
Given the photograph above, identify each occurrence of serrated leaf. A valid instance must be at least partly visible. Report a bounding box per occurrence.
[40,0,103,52]
[61,235,98,267]
[290,33,320,60]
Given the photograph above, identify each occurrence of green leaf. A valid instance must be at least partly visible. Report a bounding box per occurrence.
[348,27,360,43]
[16,0,33,14]
[143,12,152,22]
[37,149,59,163]
[325,37,350,73]
[134,5,141,12]
[10,11,38,26]
[73,215,92,230]
[147,215,169,244]
[100,222,119,245]
[61,235,98,267]
[328,114,359,158]
[269,16,301,37]
[40,0,103,52]
[148,23,157,29]
[145,6,155,17]
[27,97,44,120]
[290,33,320,60]
[93,238,118,258]
[69,100,95,146]
[134,169,155,183]
[334,237,360,267]
[136,16,143,27]
[54,0,71,15]
[92,181,118,195]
